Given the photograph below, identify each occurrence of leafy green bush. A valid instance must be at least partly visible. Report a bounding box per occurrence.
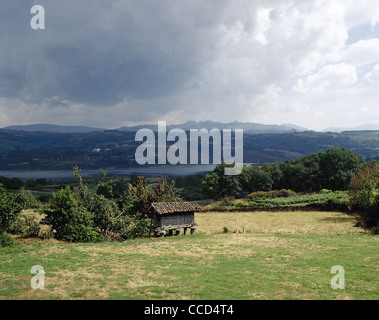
[247,191,268,200]
[21,216,41,238]
[0,232,18,247]
[110,214,151,240]
[42,186,102,242]
[348,161,379,227]
[268,189,297,198]
[20,189,41,209]
[0,184,25,233]
[80,192,120,236]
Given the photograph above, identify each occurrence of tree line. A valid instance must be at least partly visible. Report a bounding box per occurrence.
[202,148,365,198]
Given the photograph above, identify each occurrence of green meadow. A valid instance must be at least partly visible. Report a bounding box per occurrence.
[0,210,377,300]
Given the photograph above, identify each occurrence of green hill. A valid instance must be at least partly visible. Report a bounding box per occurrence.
[0,128,379,170]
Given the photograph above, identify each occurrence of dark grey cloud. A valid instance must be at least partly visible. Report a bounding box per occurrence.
[1,0,230,106]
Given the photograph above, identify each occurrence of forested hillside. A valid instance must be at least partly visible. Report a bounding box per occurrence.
[0,128,379,169]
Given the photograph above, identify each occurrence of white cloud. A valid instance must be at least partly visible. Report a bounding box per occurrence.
[364,64,379,82]
[342,38,379,66]
[293,63,357,93]
[344,0,379,27]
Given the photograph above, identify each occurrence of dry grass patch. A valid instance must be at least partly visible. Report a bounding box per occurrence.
[196,211,363,235]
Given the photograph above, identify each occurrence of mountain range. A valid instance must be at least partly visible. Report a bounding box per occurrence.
[3,121,306,134]
[4,121,379,134]
[322,124,379,132]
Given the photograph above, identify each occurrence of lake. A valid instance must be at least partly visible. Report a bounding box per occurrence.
[0,164,218,180]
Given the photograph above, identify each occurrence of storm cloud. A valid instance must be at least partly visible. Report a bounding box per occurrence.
[1,0,379,129]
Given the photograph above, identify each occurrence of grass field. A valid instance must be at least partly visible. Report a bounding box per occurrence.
[0,210,378,300]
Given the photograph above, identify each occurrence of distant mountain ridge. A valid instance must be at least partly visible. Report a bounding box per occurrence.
[117,120,305,134]
[3,123,105,133]
[5,121,379,134]
[323,124,379,133]
[3,121,305,134]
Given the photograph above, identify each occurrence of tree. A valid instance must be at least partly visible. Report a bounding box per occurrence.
[202,172,220,199]
[319,148,365,191]
[280,159,307,192]
[97,178,128,199]
[348,160,379,226]
[0,184,25,234]
[261,162,284,190]
[0,176,24,190]
[241,165,273,193]
[202,163,245,198]
[125,176,179,213]
[297,152,323,191]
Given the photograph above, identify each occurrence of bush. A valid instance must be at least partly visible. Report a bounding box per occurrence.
[80,192,120,236]
[62,209,103,243]
[247,191,268,200]
[269,189,297,198]
[0,185,25,233]
[110,213,151,240]
[20,190,41,209]
[22,216,41,238]
[348,161,379,226]
[0,232,18,247]
[41,186,102,242]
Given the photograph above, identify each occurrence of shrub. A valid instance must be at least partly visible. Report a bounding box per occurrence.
[0,232,18,247]
[110,213,151,240]
[0,185,25,233]
[20,189,41,209]
[80,192,120,236]
[42,186,102,242]
[270,189,297,198]
[247,191,268,200]
[22,216,41,238]
[348,161,379,226]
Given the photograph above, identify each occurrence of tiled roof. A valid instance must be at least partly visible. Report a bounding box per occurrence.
[151,202,203,214]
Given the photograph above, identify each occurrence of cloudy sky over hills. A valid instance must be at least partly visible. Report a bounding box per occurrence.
[1,0,379,131]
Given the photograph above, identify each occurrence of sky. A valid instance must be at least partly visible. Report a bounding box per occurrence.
[1,0,379,131]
